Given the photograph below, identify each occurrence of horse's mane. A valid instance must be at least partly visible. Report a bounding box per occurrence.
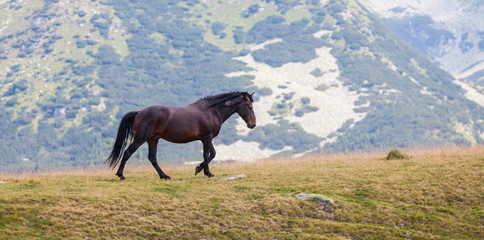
[199,91,252,108]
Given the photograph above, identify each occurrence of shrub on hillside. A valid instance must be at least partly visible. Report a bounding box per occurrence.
[386,149,409,160]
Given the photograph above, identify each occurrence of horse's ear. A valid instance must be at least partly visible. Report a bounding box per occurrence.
[245,92,254,102]
[250,92,255,101]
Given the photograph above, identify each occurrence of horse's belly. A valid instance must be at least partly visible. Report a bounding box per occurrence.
[157,119,201,143]
[160,134,199,144]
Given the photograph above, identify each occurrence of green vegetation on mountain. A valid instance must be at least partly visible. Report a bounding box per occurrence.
[0,0,482,170]
[319,0,483,152]
[381,15,455,57]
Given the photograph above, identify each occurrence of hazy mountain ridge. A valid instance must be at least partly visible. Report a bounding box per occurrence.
[0,0,482,170]
[358,0,484,84]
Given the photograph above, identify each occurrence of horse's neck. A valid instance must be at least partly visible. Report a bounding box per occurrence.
[211,105,237,124]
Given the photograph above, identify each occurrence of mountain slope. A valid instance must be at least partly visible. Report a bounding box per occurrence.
[214,0,483,159]
[356,0,484,135]
[358,0,484,83]
[0,0,482,170]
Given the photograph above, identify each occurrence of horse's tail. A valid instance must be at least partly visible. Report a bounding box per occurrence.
[106,111,138,169]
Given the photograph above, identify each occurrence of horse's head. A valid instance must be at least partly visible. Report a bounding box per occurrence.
[236,92,256,129]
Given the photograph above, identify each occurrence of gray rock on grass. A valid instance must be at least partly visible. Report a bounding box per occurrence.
[296,193,334,204]
[296,193,336,221]
[220,175,246,181]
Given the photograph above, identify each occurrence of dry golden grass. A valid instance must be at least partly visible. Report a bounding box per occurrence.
[0,146,483,239]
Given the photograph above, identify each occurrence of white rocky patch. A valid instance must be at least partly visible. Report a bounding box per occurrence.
[313,29,331,38]
[209,140,292,162]
[420,87,433,97]
[215,38,367,161]
[453,120,478,144]
[454,80,484,107]
[249,38,282,51]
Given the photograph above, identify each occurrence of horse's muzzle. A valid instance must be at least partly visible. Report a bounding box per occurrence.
[247,123,256,129]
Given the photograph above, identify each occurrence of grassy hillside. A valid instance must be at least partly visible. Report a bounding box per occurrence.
[1,147,482,239]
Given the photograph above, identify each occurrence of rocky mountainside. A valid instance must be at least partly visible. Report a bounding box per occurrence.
[358,0,484,83]
[0,0,482,170]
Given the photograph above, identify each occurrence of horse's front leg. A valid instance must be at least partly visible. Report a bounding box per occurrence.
[195,137,216,177]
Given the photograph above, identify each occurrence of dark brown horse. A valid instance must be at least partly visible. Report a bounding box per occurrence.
[106,91,256,180]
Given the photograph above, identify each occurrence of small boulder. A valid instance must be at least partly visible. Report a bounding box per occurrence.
[296,193,334,204]
[296,193,336,221]
[220,175,246,181]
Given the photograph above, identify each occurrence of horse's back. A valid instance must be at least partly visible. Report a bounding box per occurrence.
[134,105,204,143]
[138,105,170,118]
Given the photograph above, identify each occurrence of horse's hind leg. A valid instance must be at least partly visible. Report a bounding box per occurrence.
[116,140,143,180]
[147,139,171,180]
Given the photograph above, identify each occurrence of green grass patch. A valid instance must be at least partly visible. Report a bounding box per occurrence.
[153,186,184,196]
[233,185,252,191]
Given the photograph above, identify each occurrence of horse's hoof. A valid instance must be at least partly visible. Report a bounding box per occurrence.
[116,173,125,180]
[195,165,203,175]
[164,176,172,181]
[207,173,215,178]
